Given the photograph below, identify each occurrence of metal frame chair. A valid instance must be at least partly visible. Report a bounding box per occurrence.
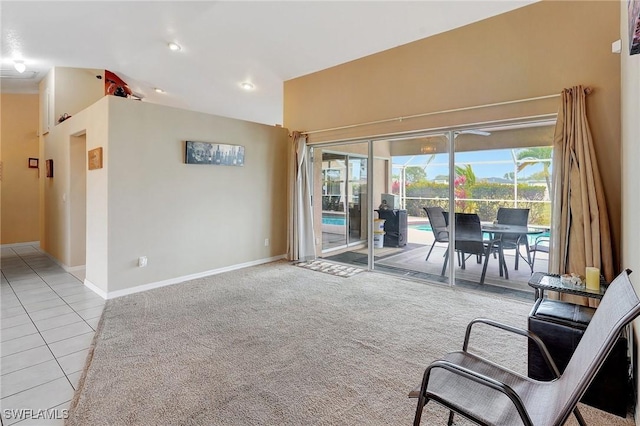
[529,235,550,273]
[410,269,639,426]
[441,213,500,285]
[496,207,530,271]
[423,206,449,262]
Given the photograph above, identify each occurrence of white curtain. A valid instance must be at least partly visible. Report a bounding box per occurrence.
[287,132,316,261]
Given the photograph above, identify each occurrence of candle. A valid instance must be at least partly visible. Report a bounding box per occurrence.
[585,267,600,291]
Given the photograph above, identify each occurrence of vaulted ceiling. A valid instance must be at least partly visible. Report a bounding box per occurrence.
[1,1,537,126]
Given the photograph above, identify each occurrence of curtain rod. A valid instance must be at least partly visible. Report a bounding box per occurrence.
[304,93,561,135]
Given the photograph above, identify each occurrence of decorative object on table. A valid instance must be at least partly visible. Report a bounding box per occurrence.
[561,273,584,286]
[88,147,103,170]
[57,113,72,123]
[28,158,39,168]
[185,140,245,166]
[45,159,54,178]
[585,267,601,291]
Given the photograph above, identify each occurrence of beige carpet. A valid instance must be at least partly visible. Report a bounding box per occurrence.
[67,261,633,425]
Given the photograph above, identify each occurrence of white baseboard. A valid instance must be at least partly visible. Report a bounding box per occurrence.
[84,278,108,299]
[84,254,287,300]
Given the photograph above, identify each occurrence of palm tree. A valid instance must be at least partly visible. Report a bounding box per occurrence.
[516,147,552,193]
[454,164,476,186]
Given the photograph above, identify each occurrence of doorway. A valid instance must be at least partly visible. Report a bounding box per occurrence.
[314,119,555,299]
[69,134,87,267]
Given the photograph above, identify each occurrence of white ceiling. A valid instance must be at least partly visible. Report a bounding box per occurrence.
[1,1,537,126]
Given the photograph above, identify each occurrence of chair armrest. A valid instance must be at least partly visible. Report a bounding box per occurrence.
[418,360,534,426]
[463,318,561,378]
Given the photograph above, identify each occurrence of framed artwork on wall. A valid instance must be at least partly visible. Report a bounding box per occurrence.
[629,0,640,55]
[29,158,39,168]
[88,147,103,170]
[46,159,54,178]
[185,141,245,166]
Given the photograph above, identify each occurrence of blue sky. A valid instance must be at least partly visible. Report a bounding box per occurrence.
[392,148,547,181]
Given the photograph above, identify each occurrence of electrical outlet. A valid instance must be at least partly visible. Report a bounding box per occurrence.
[138,256,147,267]
[264,238,269,247]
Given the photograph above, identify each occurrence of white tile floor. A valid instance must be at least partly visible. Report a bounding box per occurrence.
[1,245,104,425]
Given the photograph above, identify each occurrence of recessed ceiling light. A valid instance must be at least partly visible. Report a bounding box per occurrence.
[154,88,165,93]
[167,42,181,51]
[240,82,254,91]
[13,60,26,73]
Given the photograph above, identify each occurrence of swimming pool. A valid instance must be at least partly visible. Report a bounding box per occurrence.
[410,224,433,232]
[322,217,346,226]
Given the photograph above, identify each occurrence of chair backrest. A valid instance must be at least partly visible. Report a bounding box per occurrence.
[497,208,530,244]
[424,206,448,242]
[496,207,530,226]
[550,270,640,425]
[454,213,485,255]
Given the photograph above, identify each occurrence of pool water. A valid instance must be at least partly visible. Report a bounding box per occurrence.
[322,217,346,226]
[411,224,433,232]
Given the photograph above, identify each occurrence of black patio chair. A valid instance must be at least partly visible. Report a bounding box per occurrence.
[441,213,500,285]
[410,269,639,426]
[496,207,530,271]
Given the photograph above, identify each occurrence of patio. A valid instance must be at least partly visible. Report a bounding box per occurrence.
[324,216,549,302]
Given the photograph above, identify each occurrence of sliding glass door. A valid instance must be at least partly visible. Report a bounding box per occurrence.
[318,146,368,252]
[310,119,554,298]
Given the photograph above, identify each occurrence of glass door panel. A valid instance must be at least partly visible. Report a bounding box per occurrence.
[317,143,369,254]
[451,124,554,293]
[321,152,347,250]
[371,133,452,281]
[347,157,367,244]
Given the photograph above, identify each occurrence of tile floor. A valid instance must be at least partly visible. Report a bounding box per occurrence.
[1,245,104,425]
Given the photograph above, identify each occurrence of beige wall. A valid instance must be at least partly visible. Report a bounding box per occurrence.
[39,67,104,135]
[44,95,289,296]
[0,94,40,244]
[619,2,640,422]
[284,0,622,268]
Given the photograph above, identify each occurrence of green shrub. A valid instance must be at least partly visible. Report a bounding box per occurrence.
[405,182,549,226]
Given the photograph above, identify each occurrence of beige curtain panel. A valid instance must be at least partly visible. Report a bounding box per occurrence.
[287,132,316,261]
[549,86,613,306]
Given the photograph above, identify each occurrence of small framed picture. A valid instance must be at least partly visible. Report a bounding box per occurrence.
[28,158,39,168]
[46,159,54,178]
[88,147,103,170]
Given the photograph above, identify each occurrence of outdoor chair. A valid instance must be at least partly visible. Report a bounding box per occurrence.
[441,213,500,285]
[529,235,550,273]
[409,268,640,426]
[496,207,530,271]
[423,206,449,262]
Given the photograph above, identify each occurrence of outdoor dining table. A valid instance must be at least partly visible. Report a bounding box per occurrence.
[481,224,545,279]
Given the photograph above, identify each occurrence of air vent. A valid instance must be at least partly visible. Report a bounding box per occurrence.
[0,69,39,79]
